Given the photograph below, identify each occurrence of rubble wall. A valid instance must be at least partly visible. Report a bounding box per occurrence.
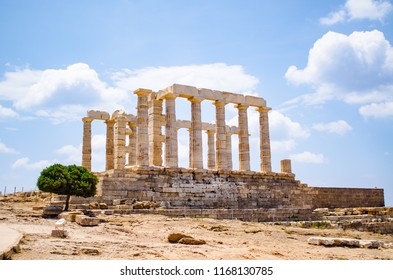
[97,168,384,209]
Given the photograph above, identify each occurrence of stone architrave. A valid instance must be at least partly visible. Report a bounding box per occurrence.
[105,120,115,170]
[237,104,250,171]
[128,123,137,166]
[226,132,233,170]
[114,115,127,170]
[135,89,151,166]
[148,98,163,166]
[189,97,203,169]
[214,101,227,171]
[257,107,272,172]
[206,130,215,170]
[165,94,178,168]
[82,117,93,171]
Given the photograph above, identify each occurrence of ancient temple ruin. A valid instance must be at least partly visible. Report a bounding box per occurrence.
[80,84,384,210]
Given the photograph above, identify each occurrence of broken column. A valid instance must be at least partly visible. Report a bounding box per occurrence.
[257,107,272,172]
[135,89,151,166]
[165,94,178,168]
[237,104,250,171]
[82,117,93,171]
[281,159,292,174]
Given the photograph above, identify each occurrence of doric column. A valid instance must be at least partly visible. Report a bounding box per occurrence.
[214,101,227,171]
[114,115,127,170]
[135,89,151,166]
[128,123,137,166]
[237,104,250,171]
[189,97,203,169]
[105,119,115,170]
[226,132,233,170]
[82,117,93,171]
[148,98,163,166]
[206,130,215,170]
[281,159,292,174]
[165,94,178,168]
[257,107,272,172]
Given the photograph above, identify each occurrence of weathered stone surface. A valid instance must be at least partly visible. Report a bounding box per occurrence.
[51,229,68,238]
[42,206,63,218]
[178,237,206,245]
[59,211,83,222]
[80,247,100,255]
[308,237,383,248]
[168,233,192,243]
[75,215,100,226]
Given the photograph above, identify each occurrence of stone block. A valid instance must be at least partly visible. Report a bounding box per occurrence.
[42,206,63,218]
[51,230,68,238]
[59,211,84,222]
[75,215,100,226]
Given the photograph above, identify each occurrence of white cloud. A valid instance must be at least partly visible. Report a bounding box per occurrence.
[313,120,353,135]
[285,30,393,117]
[0,104,18,119]
[320,0,393,25]
[56,144,81,164]
[11,157,51,170]
[290,152,326,164]
[359,101,393,117]
[0,140,17,154]
[112,63,259,95]
[269,110,310,139]
[271,140,296,152]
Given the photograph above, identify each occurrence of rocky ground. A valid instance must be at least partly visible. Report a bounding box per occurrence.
[0,194,392,260]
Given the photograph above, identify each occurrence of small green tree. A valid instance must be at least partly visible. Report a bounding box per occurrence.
[37,164,98,211]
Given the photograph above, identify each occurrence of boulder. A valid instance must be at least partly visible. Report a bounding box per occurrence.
[99,203,108,209]
[178,237,206,245]
[51,230,68,238]
[89,202,100,209]
[308,237,382,248]
[168,233,192,243]
[75,215,100,226]
[42,206,63,218]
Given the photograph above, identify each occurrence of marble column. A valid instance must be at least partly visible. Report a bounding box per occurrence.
[237,104,250,171]
[226,132,233,170]
[114,115,127,170]
[128,123,137,166]
[82,117,93,171]
[148,98,163,166]
[135,89,151,166]
[189,97,203,169]
[206,130,216,170]
[257,107,272,172]
[105,120,115,170]
[165,94,178,168]
[214,101,227,171]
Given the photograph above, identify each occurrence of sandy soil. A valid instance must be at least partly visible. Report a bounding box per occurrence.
[1,201,392,260]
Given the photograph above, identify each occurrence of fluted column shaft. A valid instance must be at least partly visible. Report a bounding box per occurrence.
[189,97,203,169]
[82,118,93,171]
[226,132,233,170]
[128,124,137,166]
[135,89,151,166]
[149,98,163,166]
[114,116,127,170]
[206,130,215,169]
[105,120,115,170]
[165,95,178,168]
[237,104,250,171]
[257,107,272,172]
[214,101,227,171]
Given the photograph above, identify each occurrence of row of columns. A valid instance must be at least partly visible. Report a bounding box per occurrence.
[82,91,272,173]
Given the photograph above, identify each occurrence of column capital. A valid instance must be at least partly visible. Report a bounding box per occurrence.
[236,104,249,110]
[256,106,272,113]
[82,117,93,123]
[206,130,215,135]
[188,97,203,103]
[104,119,115,125]
[164,93,177,100]
[213,100,226,107]
[134,88,153,96]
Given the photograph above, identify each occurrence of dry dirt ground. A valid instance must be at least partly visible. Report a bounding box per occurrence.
[1,200,392,260]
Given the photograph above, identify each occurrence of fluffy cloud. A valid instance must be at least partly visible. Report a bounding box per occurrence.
[359,101,393,117]
[320,0,393,25]
[285,30,393,117]
[0,140,17,154]
[0,104,18,119]
[112,63,259,95]
[11,157,51,170]
[312,120,353,135]
[290,152,326,164]
[269,111,310,139]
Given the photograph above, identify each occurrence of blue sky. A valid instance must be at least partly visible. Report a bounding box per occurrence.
[0,0,392,206]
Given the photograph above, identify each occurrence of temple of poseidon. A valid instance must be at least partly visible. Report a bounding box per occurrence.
[79,84,384,211]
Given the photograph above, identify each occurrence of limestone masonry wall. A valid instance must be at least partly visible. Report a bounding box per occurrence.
[96,168,384,210]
